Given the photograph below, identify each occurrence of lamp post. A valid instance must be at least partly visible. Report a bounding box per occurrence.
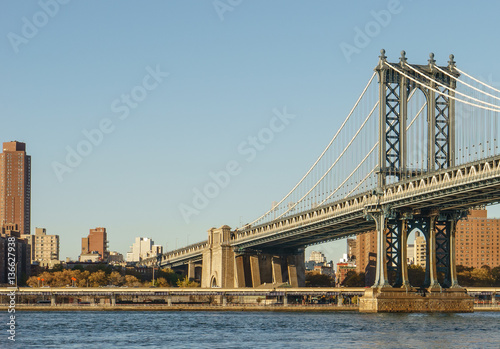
[14,262,18,287]
[152,264,155,287]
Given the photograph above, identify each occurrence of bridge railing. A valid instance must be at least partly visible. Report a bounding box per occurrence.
[138,240,208,266]
[233,155,500,245]
[382,156,500,203]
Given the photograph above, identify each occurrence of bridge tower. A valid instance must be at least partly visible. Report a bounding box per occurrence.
[371,50,465,290]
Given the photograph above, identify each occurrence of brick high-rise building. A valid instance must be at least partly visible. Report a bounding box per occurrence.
[456,209,500,268]
[81,227,108,262]
[0,141,31,235]
[355,230,377,285]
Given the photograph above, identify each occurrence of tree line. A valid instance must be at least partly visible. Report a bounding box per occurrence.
[25,264,199,288]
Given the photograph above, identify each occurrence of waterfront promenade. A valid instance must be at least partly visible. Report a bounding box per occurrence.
[2,286,499,311]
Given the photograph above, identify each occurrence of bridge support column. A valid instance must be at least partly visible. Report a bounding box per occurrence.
[428,215,441,290]
[111,294,116,307]
[222,295,227,306]
[272,256,283,285]
[50,294,56,307]
[259,255,273,284]
[167,295,172,306]
[283,294,288,306]
[187,261,195,281]
[249,255,261,287]
[235,255,247,287]
[399,219,410,288]
[448,218,460,288]
[286,250,305,287]
[371,211,389,288]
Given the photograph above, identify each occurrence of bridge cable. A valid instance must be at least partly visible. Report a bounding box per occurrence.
[404,63,500,111]
[344,165,378,199]
[455,67,500,95]
[316,142,378,207]
[386,63,500,113]
[433,65,500,103]
[272,101,379,221]
[246,72,377,226]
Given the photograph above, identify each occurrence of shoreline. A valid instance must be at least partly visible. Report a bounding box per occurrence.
[4,304,500,312]
[6,304,358,312]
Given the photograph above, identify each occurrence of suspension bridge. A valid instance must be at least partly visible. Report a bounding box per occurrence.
[140,50,500,311]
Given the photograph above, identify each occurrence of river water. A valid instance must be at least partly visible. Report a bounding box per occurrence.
[4,311,500,348]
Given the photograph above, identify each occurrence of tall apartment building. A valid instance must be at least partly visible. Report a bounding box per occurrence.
[414,232,427,268]
[81,227,108,262]
[0,141,31,235]
[22,228,59,267]
[355,230,377,286]
[456,209,500,268]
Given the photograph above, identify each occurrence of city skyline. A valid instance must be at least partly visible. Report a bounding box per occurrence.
[3,1,500,261]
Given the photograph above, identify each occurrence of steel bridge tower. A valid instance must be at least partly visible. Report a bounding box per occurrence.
[370,50,466,289]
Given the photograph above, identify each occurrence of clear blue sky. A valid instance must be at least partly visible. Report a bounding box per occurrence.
[2,0,500,261]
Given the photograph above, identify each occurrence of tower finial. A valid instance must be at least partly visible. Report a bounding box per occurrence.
[428,52,436,66]
[379,49,387,61]
[448,54,456,69]
[399,50,407,66]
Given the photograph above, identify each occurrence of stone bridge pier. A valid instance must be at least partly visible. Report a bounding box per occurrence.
[201,225,305,288]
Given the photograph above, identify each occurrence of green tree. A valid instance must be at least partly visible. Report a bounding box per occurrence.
[341,271,365,287]
[408,264,425,287]
[491,266,500,286]
[470,267,495,286]
[305,271,335,287]
[156,277,170,287]
[176,276,200,288]
[49,264,64,272]
[157,268,181,285]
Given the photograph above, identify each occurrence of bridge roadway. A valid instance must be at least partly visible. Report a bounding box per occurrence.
[141,154,500,269]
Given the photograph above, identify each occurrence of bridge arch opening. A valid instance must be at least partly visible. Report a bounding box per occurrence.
[407,229,426,287]
[210,276,217,288]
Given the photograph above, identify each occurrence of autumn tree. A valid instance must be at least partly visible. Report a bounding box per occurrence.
[155,277,170,287]
[124,275,143,287]
[88,270,108,287]
[109,271,125,286]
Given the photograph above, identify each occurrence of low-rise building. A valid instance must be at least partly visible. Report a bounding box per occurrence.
[22,227,60,267]
[126,237,162,262]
